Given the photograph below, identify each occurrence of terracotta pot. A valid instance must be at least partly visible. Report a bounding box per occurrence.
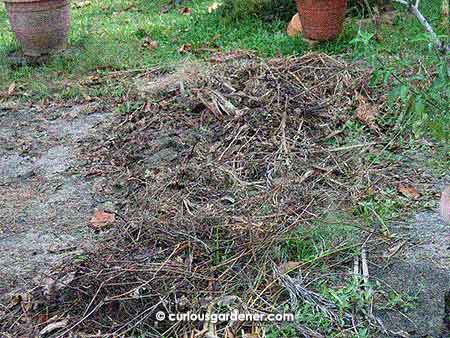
[295,0,347,41]
[4,0,70,56]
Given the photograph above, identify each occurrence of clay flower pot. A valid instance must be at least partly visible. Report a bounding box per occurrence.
[295,0,347,41]
[3,0,71,57]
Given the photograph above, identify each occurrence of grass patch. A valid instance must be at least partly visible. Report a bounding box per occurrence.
[0,0,306,87]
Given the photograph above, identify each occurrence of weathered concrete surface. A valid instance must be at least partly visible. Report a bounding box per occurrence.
[375,206,450,337]
[0,104,110,296]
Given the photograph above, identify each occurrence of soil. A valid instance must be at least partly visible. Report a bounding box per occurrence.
[0,102,111,296]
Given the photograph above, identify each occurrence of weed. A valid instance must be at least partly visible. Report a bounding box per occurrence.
[267,276,377,337]
[383,291,418,312]
[354,187,404,227]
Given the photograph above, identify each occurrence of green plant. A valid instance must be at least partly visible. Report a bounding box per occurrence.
[219,0,296,22]
[267,277,377,337]
[382,291,418,312]
[349,29,376,58]
[354,187,404,229]
[386,57,449,141]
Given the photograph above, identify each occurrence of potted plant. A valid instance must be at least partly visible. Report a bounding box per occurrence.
[295,0,347,41]
[3,0,71,57]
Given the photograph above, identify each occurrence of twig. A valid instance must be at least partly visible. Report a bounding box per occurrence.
[393,0,449,53]
[361,246,369,285]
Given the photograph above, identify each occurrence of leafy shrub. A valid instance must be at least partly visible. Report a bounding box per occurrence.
[219,0,391,22]
[219,0,296,22]
[347,0,392,17]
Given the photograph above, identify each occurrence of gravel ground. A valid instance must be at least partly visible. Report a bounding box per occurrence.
[374,202,450,337]
[0,103,110,296]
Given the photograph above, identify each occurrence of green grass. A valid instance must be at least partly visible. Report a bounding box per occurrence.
[0,0,307,86]
[0,1,445,81]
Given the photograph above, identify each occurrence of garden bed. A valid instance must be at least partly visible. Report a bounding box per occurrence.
[0,53,445,337]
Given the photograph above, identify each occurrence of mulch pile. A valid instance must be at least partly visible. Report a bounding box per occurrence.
[2,53,399,337]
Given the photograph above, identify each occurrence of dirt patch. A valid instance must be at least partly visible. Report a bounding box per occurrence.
[0,104,110,296]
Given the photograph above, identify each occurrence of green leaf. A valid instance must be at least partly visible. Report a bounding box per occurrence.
[399,85,409,103]
[438,62,449,82]
[383,70,392,85]
[413,96,425,115]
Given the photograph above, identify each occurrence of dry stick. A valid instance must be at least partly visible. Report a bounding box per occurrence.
[248,242,363,308]
[361,234,388,333]
[354,256,360,276]
[59,301,105,337]
[443,0,449,26]
[312,142,377,153]
[107,243,184,301]
[361,246,369,286]
[393,0,449,53]
[114,299,167,337]
[218,124,247,161]
[280,106,289,163]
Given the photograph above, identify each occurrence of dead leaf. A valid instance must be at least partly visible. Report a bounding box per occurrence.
[36,314,50,324]
[287,13,303,37]
[179,7,192,15]
[90,210,115,229]
[208,2,220,13]
[81,75,101,86]
[7,294,22,308]
[40,319,68,336]
[81,92,93,101]
[398,183,421,200]
[160,4,172,14]
[355,93,379,130]
[278,261,301,274]
[143,101,155,113]
[383,240,406,258]
[142,37,159,50]
[178,44,192,53]
[8,292,33,311]
[7,82,16,96]
[43,272,76,299]
[73,0,91,8]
